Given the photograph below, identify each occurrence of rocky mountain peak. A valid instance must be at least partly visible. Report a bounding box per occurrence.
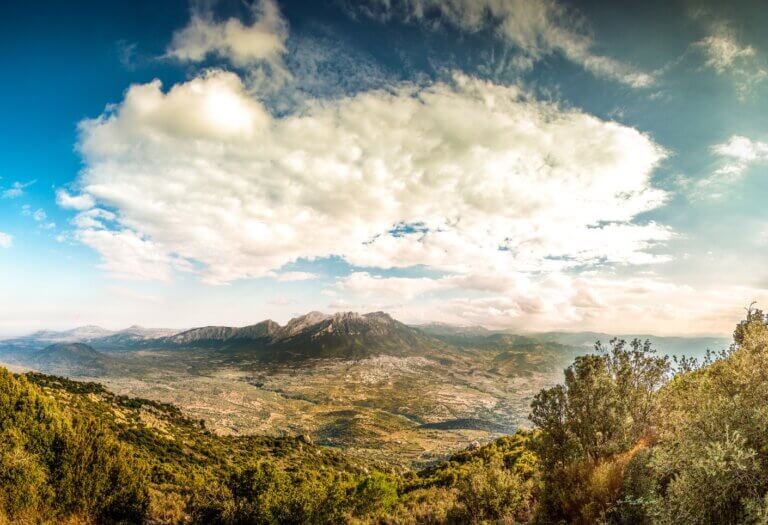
[282,311,331,337]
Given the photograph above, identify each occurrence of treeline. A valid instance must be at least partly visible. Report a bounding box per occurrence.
[3,310,768,523]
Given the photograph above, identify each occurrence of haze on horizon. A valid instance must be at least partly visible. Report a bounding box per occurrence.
[2,0,768,337]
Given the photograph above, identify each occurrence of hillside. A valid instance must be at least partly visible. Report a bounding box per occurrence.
[0,362,544,524]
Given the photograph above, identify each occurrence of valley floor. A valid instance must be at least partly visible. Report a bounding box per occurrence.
[1,348,566,467]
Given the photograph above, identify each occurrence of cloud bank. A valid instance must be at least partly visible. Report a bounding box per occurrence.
[73,70,668,288]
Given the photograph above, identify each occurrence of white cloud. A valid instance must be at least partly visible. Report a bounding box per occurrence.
[354,0,654,87]
[56,189,96,211]
[694,22,767,98]
[2,180,35,199]
[75,70,668,286]
[273,271,318,282]
[71,208,116,230]
[697,31,755,73]
[712,135,768,165]
[694,135,768,198]
[337,272,448,300]
[0,232,12,248]
[167,0,288,74]
[75,228,190,281]
[32,209,46,222]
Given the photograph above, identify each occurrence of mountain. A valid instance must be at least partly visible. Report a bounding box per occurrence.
[264,311,441,360]
[0,325,180,353]
[415,326,582,377]
[161,319,279,347]
[416,323,495,338]
[39,325,116,341]
[144,311,444,360]
[89,326,182,350]
[30,343,111,375]
[2,325,115,348]
[418,324,731,360]
[419,325,539,350]
[2,315,729,366]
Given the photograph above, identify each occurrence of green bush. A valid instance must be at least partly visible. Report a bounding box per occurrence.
[450,457,531,524]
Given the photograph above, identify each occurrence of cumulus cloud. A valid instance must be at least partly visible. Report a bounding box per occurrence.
[74,70,669,286]
[353,0,655,87]
[0,232,12,248]
[694,22,767,98]
[167,0,288,74]
[713,135,768,166]
[56,189,96,211]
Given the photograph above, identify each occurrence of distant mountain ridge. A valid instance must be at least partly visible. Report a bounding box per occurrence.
[145,311,443,360]
[30,343,112,375]
[2,325,179,347]
[416,324,730,359]
[530,331,731,359]
[1,313,730,364]
[2,312,446,362]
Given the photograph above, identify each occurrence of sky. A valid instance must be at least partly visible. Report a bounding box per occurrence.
[1,0,767,336]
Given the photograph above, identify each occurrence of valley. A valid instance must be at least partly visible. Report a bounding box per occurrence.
[0,311,729,467]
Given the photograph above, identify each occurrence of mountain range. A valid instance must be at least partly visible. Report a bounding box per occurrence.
[0,312,730,366]
[126,311,443,360]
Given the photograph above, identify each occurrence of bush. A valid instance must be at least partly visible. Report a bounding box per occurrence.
[450,457,531,524]
[0,441,50,519]
[354,472,399,516]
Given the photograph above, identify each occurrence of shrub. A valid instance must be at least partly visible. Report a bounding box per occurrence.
[449,457,531,524]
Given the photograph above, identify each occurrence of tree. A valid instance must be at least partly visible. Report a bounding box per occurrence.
[530,338,669,523]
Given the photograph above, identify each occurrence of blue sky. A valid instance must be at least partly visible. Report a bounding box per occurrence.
[1,0,767,335]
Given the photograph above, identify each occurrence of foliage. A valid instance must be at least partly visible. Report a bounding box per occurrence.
[0,368,149,523]
[649,308,768,524]
[529,338,669,523]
